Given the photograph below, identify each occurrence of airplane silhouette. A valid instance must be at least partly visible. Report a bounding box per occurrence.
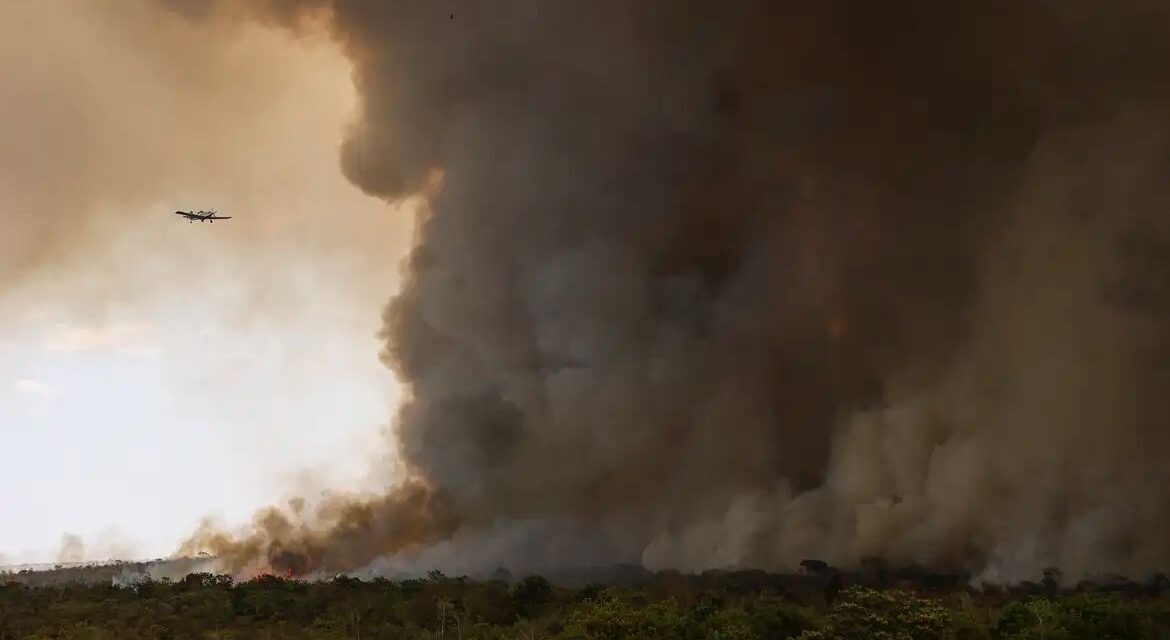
[174,209,231,223]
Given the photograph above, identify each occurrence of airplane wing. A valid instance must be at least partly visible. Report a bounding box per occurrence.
[173,210,230,220]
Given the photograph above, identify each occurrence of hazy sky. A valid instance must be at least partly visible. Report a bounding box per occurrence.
[0,0,413,564]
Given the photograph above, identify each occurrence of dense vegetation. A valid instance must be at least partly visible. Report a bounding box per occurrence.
[2,567,1169,639]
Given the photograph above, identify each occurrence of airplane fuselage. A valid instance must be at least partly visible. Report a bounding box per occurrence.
[175,210,231,223]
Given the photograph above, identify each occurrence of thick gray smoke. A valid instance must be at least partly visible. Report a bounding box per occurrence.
[177,0,1170,583]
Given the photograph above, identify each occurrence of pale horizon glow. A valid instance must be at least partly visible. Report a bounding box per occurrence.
[0,1,414,565]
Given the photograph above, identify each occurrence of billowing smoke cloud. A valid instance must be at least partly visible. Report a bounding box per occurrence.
[175,0,1170,583]
[56,534,86,564]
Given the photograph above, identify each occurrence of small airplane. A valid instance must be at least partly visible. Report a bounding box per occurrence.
[174,209,231,223]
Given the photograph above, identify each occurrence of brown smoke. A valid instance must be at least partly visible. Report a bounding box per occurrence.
[174,0,1170,582]
[180,479,459,577]
[1,0,287,282]
[0,0,419,564]
[0,0,406,308]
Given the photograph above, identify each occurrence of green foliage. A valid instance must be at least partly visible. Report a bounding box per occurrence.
[1,570,1168,640]
[701,606,755,640]
[994,594,1162,640]
[512,575,555,619]
[994,599,1068,640]
[745,598,821,639]
[562,591,691,640]
[1060,594,1157,640]
[799,586,953,640]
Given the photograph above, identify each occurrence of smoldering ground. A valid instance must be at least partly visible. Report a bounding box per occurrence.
[168,0,1170,583]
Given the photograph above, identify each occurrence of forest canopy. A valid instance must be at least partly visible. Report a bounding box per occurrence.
[2,566,1169,639]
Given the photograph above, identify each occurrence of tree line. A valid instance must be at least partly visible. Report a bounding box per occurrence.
[1,567,1169,639]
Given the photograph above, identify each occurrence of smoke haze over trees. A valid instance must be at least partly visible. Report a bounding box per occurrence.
[169,0,1170,584]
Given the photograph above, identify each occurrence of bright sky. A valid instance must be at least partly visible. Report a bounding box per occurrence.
[0,1,413,564]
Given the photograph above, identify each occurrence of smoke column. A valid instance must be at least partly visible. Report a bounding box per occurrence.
[175,0,1170,583]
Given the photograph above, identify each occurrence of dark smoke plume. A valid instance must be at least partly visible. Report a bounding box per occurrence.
[174,0,1170,583]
